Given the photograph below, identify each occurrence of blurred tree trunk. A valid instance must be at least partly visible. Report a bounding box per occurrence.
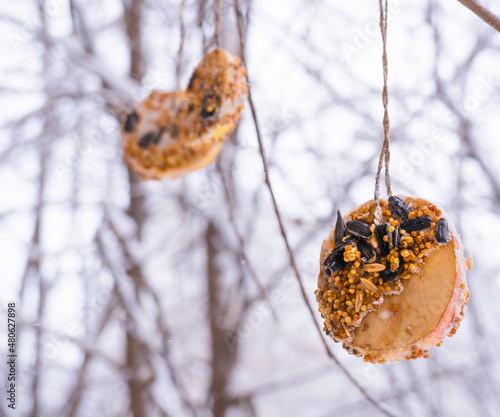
[206,220,239,417]
[124,0,148,415]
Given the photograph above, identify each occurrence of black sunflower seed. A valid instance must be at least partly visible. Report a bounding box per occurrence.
[154,127,166,144]
[388,196,410,220]
[436,218,451,243]
[187,72,197,90]
[341,235,359,246]
[375,223,391,256]
[323,251,346,275]
[323,236,358,276]
[124,110,138,132]
[400,216,432,232]
[200,94,221,118]
[170,124,179,139]
[346,220,371,239]
[334,210,346,244]
[392,225,401,248]
[357,239,375,262]
[138,132,155,148]
[381,258,403,283]
[328,236,357,258]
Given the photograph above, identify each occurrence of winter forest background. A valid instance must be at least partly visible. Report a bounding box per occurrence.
[1,0,500,416]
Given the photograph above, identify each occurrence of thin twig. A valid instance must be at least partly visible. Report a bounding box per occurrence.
[64,300,117,417]
[456,0,500,32]
[216,166,274,309]
[103,214,197,417]
[228,365,333,403]
[233,1,396,416]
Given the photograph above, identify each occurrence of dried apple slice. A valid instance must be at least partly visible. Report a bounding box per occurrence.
[316,196,470,363]
[122,49,248,180]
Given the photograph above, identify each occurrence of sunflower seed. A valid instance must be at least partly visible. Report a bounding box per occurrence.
[187,72,197,90]
[342,236,359,246]
[436,218,451,243]
[124,110,138,132]
[392,225,401,248]
[346,220,371,239]
[400,216,432,232]
[323,236,358,276]
[154,127,165,143]
[375,223,390,256]
[388,196,410,220]
[170,124,179,139]
[381,270,398,283]
[361,263,386,272]
[357,239,375,262]
[328,236,357,258]
[334,210,345,244]
[381,259,403,283]
[200,94,221,118]
[138,132,155,148]
[323,251,345,275]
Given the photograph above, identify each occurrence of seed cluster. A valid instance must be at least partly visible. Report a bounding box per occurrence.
[315,196,451,344]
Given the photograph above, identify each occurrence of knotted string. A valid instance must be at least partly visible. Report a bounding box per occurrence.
[374,0,392,223]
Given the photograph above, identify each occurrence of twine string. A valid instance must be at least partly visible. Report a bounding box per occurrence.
[214,0,221,48]
[175,0,187,92]
[374,0,392,223]
[172,0,187,113]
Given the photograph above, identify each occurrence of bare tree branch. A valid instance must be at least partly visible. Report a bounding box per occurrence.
[456,0,500,32]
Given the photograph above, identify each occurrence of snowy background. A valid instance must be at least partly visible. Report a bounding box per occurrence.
[1,0,500,416]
